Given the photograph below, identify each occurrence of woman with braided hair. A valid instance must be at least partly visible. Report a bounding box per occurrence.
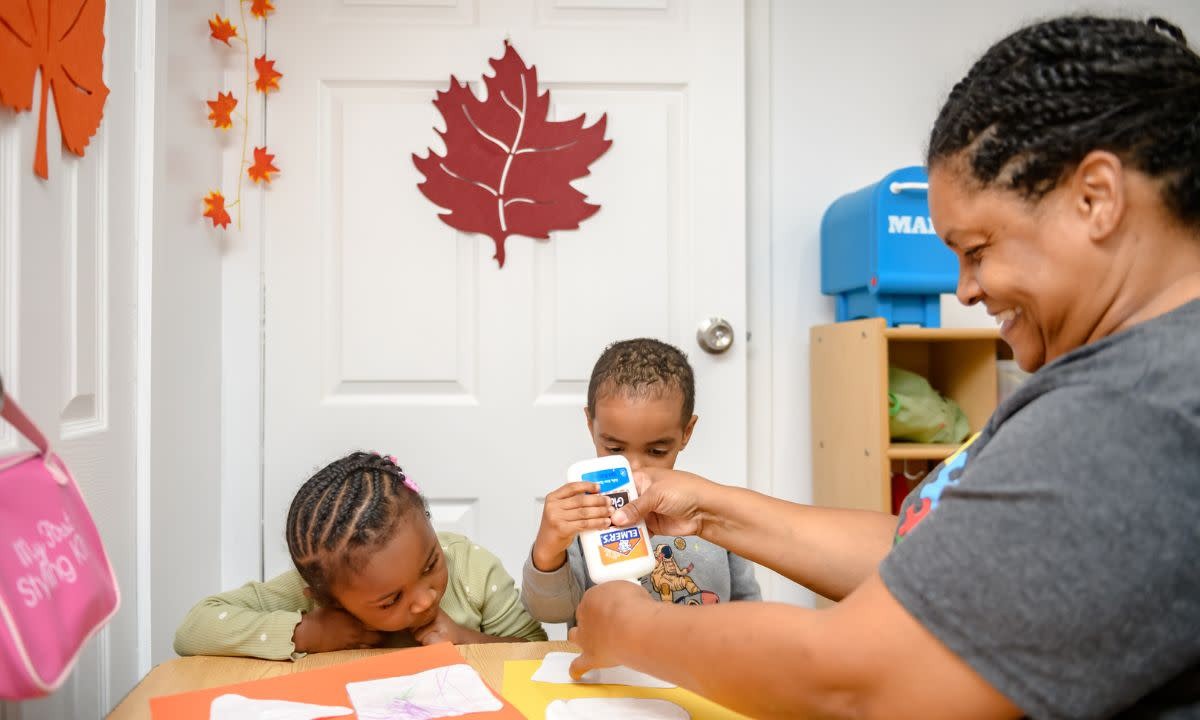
[568,15,1200,719]
[174,452,545,659]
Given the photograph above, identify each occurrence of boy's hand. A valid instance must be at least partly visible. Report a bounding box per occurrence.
[412,608,469,646]
[292,606,383,653]
[532,481,613,572]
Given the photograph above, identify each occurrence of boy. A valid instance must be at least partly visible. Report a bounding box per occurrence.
[521,338,760,624]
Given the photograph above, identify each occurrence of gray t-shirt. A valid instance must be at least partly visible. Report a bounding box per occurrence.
[522,533,761,626]
[882,299,1200,720]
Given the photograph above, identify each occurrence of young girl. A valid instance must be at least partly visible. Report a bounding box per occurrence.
[174,452,546,660]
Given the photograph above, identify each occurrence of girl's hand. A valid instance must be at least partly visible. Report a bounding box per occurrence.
[292,606,383,653]
[411,608,469,646]
[568,581,656,679]
[615,468,712,537]
[532,481,613,571]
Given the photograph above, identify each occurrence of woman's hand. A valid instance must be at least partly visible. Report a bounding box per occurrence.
[614,468,713,537]
[567,580,656,679]
[292,606,383,653]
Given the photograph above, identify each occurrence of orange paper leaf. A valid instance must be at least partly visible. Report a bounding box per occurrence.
[208,14,238,45]
[206,91,238,130]
[247,146,278,184]
[254,55,282,93]
[250,0,275,19]
[203,191,232,228]
[0,0,111,180]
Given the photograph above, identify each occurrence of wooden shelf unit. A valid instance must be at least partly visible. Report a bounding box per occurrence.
[810,318,1001,514]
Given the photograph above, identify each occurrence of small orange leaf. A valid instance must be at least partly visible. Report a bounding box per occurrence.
[206,91,238,130]
[208,14,238,45]
[254,55,282,93]
[247,147,279,184]
[203,191,232,228]
[250,0,276,19]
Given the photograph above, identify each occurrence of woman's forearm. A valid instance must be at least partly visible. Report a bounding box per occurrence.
[694,483,897,601]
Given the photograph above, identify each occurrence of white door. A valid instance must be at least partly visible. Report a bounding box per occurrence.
[0,2,140,717]
[263,0,747,586]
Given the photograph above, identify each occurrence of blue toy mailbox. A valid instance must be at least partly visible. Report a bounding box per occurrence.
[820,166,959,327]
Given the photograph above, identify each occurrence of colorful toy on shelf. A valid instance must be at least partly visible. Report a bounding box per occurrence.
[820,166,958,327]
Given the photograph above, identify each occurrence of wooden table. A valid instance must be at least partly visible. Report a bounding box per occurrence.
[107,640,577,719]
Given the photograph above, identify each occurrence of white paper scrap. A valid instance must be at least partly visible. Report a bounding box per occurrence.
[208,693,353,720]
[531,652,675,688]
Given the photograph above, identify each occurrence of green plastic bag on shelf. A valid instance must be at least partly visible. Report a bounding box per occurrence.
[887,367,970,444]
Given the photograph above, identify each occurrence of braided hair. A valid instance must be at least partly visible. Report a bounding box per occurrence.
[587,338,695,424]
[286,452,426,605]
[928,15,1200,228]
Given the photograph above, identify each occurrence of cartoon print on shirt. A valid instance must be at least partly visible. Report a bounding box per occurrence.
[895,433,980,543]
[644,539,719,605]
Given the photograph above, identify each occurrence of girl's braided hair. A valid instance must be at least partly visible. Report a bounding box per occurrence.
[285,452,426,605]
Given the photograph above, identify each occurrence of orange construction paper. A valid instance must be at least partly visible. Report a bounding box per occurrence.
[0,0,111,179]
[149,643,526,719]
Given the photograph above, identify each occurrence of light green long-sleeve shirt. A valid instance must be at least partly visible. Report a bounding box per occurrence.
[174,532,547,660]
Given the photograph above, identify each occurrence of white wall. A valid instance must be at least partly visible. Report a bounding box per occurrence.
[766,0,1200,607]
[149,0,226,664]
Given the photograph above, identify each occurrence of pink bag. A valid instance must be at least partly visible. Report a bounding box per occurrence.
[0,381,120,700]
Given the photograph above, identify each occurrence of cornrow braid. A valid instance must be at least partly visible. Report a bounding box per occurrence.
[928,15,1200,228]
[587,338,695,424]
[285,451,426,605]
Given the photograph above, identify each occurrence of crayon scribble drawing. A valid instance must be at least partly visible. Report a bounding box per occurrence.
[345,664,503,720]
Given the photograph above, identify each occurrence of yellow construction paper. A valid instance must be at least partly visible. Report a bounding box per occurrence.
[501,659,751,719]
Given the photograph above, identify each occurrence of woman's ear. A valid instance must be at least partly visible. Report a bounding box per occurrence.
[1072,150,1126,244]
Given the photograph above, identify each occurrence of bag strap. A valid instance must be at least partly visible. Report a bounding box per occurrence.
[0,376,50,456]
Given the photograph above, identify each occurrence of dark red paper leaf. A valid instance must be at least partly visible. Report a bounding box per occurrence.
[413,42,611,267]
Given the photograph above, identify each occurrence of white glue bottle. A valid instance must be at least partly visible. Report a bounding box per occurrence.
[570,455,656,583]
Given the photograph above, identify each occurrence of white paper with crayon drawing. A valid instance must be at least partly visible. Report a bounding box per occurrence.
[344,663,502,719]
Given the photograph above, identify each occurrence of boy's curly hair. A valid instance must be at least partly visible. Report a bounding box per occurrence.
[586,338,695,425]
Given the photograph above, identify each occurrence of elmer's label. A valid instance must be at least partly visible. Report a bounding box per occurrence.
[597,527,648,566]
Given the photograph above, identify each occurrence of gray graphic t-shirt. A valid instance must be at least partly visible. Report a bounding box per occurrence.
[883,300,1200,719]
[521,532,761,627]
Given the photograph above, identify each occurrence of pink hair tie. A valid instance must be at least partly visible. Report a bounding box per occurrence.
[402,476,421,494]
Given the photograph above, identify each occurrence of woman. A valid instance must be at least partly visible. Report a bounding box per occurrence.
[568,16,1200,720]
